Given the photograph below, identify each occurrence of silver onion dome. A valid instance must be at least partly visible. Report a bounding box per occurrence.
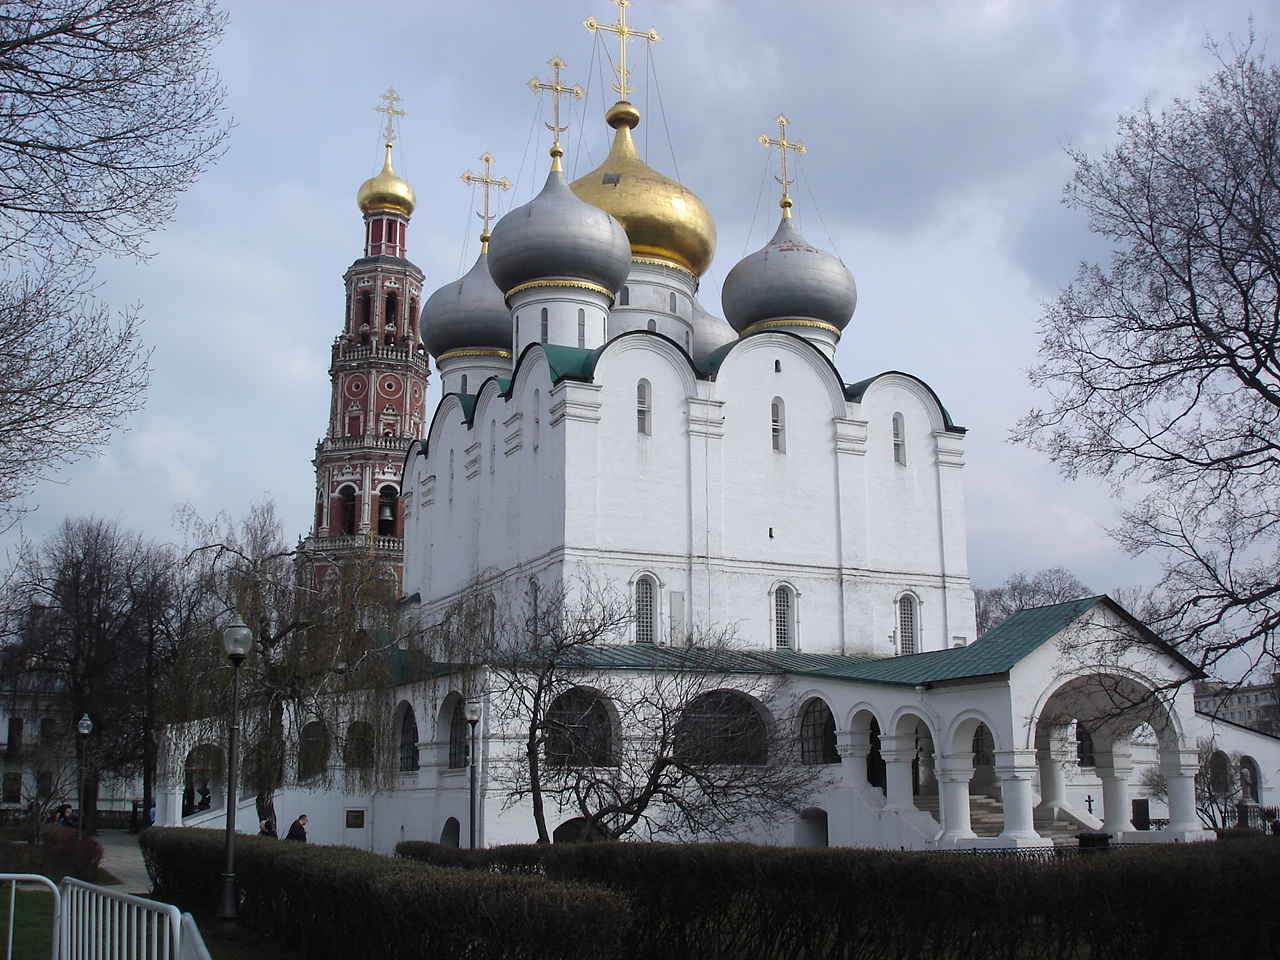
[721,216,857,334]
[421,249,510,356]
[487,168,631,297]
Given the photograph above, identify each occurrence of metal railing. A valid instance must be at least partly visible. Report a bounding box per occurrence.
[0,874,210,960]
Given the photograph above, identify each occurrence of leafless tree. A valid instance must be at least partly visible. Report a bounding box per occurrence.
[974,567,1092,636]
[1014,35,1280,681]
[0,1,228,525]
[0,518,191,832]
[1138,737,1249,830]
[438,576,827,843]
[173,500,402,832]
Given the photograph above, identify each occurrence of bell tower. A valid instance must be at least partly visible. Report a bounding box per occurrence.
[299,90,429,596]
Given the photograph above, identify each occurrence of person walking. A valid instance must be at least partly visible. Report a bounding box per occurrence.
[286,814,308,842]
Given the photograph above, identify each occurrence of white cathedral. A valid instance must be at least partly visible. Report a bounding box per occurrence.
[158,12,1280,852]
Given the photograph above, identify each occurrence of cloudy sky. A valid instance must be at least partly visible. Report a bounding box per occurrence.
[4,0,1275,602]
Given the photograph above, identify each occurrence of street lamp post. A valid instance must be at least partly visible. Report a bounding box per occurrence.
[76,715,91,840]
[464,698,482,848]
[216,618,253,938]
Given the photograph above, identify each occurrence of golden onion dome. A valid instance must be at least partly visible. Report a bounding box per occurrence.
[570,102,715,278]
[357,143,416,217]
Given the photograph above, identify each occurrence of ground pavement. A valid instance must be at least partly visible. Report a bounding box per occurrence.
[93,829,152,896]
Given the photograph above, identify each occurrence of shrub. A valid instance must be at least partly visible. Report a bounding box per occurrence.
[143,829,629,960]
[0,829,103,883]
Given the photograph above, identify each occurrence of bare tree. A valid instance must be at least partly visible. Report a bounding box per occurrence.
[974,567,1092,636]
[1014,36,1280,681]
[0,518,190,832]
[0,1,228,524]
[172,500,402,832]
[438,576,827,843]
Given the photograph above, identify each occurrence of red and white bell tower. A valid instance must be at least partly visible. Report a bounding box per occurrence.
[299,90,429,595]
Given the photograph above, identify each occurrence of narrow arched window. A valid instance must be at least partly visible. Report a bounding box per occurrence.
[669,292,677,313]
[892,413,906,465]
[800,699,839,765]
[647,319,657,332]
[398,706,420,772]
[771,397,786,453]
[540,307,549,343]
[635,575,656,644]
[619,286,630,306]
[774,586,796,648]
[898,594,917,655]
[577,308,586,348]
[637,379,651,435]
[460,374,468,394]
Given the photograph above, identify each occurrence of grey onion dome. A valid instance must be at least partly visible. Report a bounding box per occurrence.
[487,167,631,296]
[721,216,857,334]
[420,249,511,356]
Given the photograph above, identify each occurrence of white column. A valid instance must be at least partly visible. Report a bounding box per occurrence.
[995,749,1041,840]
[1034,729,1070,818]
[836,730,870,789]
[1164,748,1202,834]
[938,753,976,841]
[1095,745,1134,837]
[881,735,917,811]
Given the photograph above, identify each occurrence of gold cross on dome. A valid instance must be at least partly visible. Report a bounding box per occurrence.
[461,153,511,243]
[759,114,806,214]
[583,0,661,100]
[528,56,584,149]
[375,88,406,143]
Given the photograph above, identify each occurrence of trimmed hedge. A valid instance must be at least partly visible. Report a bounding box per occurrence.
[0,829,104,882]
[141,829,628,960]
[397,838,1280,960]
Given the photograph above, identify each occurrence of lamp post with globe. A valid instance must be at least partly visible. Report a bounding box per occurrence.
[75,714,91,839]
[216,618,253,937]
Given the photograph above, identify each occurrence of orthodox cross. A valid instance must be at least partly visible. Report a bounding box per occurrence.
[528,56,584,151]
[461,153,511,244]
[759,114,806,214]
[374,88,405,143]
[1085,794,1095,814]
[583,0,661,100]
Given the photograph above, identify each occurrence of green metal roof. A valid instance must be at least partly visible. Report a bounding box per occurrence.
[540,344,603,383]
[844,371,965,434]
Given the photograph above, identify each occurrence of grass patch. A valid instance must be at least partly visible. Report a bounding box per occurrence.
[0,886,55,958]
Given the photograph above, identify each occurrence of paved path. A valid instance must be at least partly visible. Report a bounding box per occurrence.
[93,830,152,896]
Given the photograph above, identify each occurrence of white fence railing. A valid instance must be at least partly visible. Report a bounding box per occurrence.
[0,874,211,960]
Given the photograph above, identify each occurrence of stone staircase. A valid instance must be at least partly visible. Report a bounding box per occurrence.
[910,793,1084,844]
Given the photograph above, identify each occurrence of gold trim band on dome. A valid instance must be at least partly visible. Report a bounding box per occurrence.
[739,318,841,337]
[435,348,514,361]
[630,256,697,281]
[505,279,616,299]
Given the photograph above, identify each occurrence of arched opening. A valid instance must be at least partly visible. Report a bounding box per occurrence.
[336,485,358,536]
[448,699,469,770]
[377,485,398,537]
[866,717,886,792]
[774,585,796,648]
[799,698,838,765]
[297,722,331,782]
[796,808,829,847]
[398,703,420,773]
[1240,756,1261,803]
[440,817,461,848]
[897,594,918,656]
[546,688,613,767]
[676,690,768,765]
[343,721,375,770]
[183,744,224,816]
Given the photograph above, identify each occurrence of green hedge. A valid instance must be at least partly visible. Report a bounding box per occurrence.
[141,829,629,960]
[397,839,1280,960]
[0,830,103,883]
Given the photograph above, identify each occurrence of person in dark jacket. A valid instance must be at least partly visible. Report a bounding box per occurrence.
[285,814,308,841]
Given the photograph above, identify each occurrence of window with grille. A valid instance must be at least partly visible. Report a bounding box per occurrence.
[898,595,917,655]
[972,724,991,766]
[635,576,655,644]
[398,707,420,772]
[448,701,469,769]
[892,413,906,465]
[676,691,767,765]
[771,398,785,452]
[800,699,839,765]
[775,587,795,648]
[546,688,613,766]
